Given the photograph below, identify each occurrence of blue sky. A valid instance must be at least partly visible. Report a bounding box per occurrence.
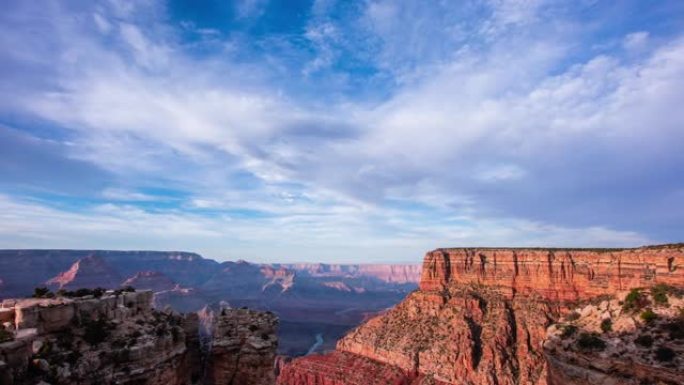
[1,0,683,263]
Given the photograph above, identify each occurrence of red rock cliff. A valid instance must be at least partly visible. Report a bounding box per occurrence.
[278,244,684,385]
[420,246,684,300]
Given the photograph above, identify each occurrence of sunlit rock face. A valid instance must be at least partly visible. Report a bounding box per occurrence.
[277,244,684,385]
[419,246,684,299]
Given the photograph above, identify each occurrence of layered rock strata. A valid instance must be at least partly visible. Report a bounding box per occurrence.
[278,244,684,385]
[420,245,684,301]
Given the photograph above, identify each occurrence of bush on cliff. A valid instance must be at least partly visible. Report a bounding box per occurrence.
[651,284,671,305]
[83,317,111,345]
[32,287,53,298]
[640,308,658,324]
[654,346,676,362]
[623,288,648,312]
[560,325,578,339]
[634,334,653,348]
[600,318,612,333]
[577,332,606,351]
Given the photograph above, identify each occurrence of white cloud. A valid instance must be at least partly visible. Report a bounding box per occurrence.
[0,1,682,259]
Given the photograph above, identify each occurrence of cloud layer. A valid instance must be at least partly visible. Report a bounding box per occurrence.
[0,0,682,262]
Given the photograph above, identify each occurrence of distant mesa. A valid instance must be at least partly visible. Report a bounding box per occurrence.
[45,254,122,290]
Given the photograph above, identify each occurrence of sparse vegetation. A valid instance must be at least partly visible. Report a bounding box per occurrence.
[57,287,107,298]
[640,308,658,324]
[600,318,612,333]
[560,325,578,339]
[32,287,53,298]
[577,332,606,351]
[83,317,112,345]
[634,334,654,348]
[654,346,676,362]
[652,284,671,305]
[623,288,648,312]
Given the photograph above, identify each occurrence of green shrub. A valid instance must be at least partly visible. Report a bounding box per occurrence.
[83,317,111,345]
[634,334,653,348]
[560,325,578,339]
[640,308,658,324]
[122,286,136,292]
[623,288,648,312]
[600,318,612,333]
[32,287,52,298]
[577,333,606,351]
[654,346,676,362]
[651,284,671,305]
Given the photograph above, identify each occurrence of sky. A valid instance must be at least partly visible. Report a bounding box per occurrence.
[0,0,683,263]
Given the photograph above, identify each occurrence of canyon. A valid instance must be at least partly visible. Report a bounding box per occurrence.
[0,250,420,356]
[2,245,682,384]
[278,244,684,385]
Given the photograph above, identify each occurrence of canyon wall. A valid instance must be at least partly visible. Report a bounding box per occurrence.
[278,244,684,385]
[420,246,684,300]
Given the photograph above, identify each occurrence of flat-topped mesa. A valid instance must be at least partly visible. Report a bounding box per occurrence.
[420,245,684,301]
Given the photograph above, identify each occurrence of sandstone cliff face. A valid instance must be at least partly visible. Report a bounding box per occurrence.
[420,245,684,301]
[278,244,684,385]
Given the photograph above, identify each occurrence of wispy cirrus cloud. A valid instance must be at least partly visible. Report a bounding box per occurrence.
[0,0,682,261]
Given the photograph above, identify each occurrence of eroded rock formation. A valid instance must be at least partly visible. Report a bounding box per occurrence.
[278,244,684,385]
[205,308,278,385]
[0,290,278,385]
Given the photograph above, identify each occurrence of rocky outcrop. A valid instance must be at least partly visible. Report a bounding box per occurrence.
[0,290,279,385]
[46,254,122,290]
[278,244,684,385]
[205,308,278,385]
[0,290,197,385]
[544,287,684,385]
